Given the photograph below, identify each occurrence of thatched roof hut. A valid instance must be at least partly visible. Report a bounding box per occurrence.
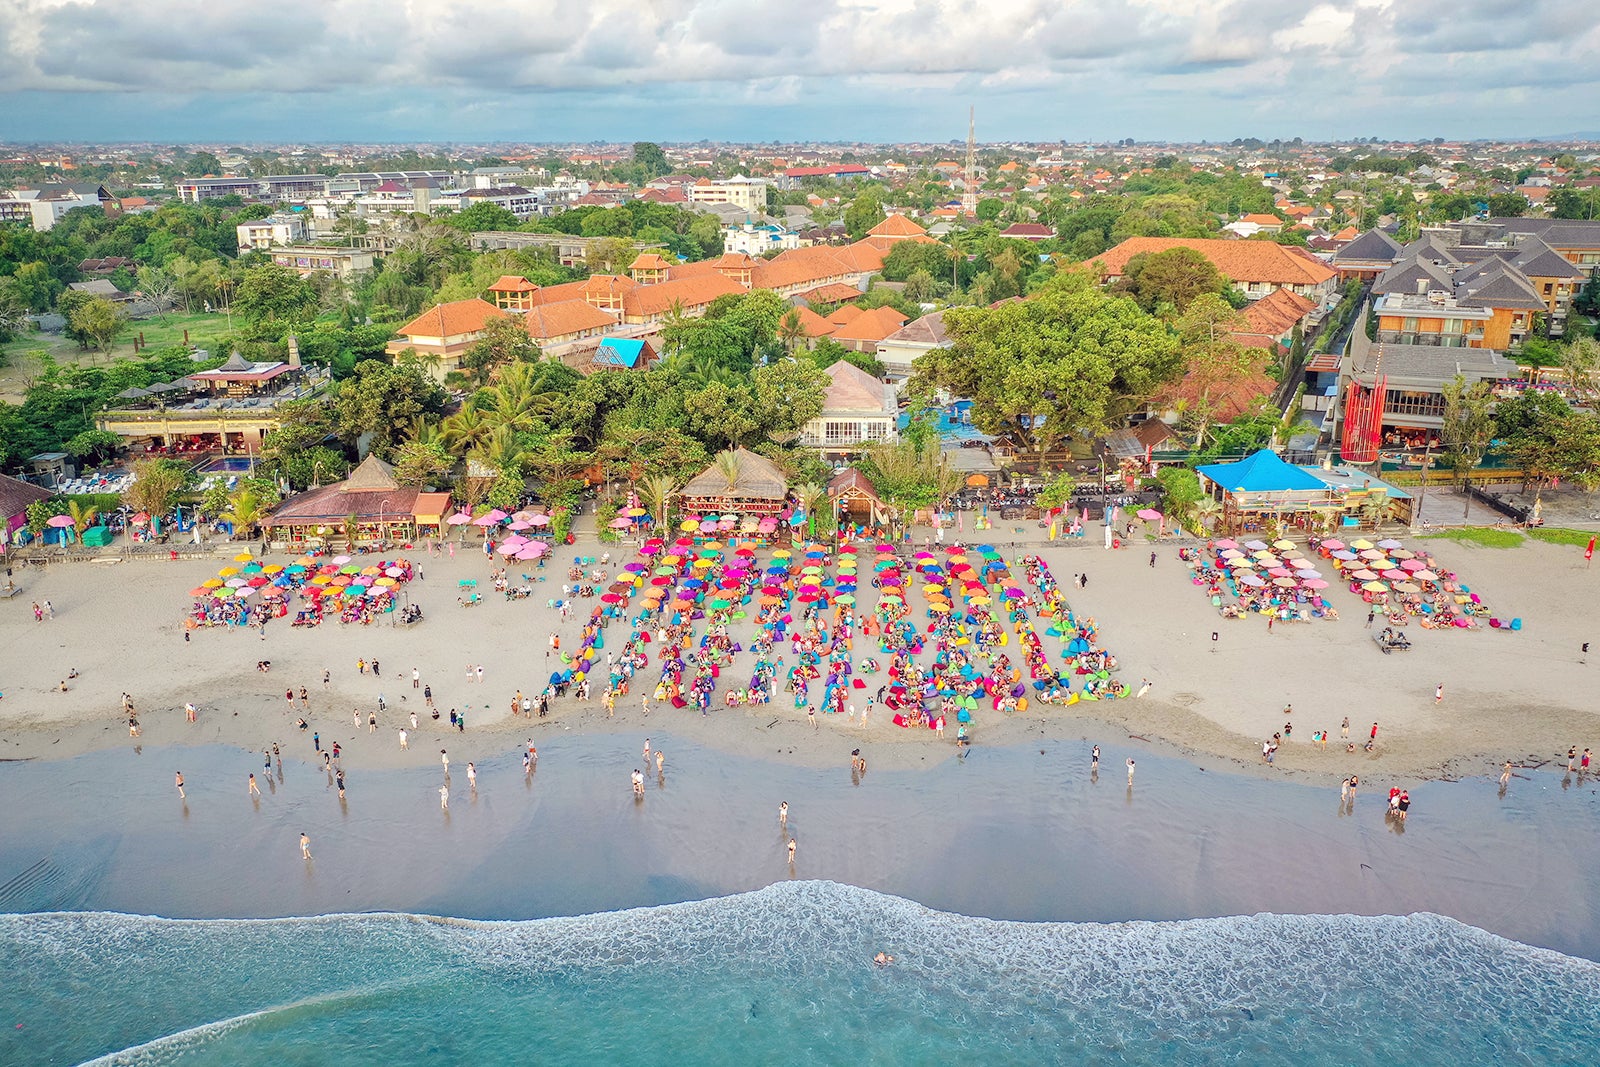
[679,448,790,516]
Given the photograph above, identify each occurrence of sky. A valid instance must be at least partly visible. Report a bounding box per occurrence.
[1,0,1597,145]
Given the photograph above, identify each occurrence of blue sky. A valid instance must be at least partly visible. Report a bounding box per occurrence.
[1,0,1596,144]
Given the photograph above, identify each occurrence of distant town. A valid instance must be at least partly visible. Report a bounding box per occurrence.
[2,133,1598,547]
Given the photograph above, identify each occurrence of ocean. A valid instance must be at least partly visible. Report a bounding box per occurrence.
[4,737,1600,1064]
[6,883,1600,1065]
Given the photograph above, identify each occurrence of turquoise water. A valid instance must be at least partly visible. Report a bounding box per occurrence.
[5,882,1600,1066]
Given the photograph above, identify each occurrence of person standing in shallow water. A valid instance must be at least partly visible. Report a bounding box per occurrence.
[1126,758,1135,785]
[1091,746,1100,772]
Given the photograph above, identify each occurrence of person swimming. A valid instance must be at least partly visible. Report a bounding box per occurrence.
[874,952,895,967]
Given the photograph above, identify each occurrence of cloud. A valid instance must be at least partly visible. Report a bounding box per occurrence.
[0,0,1594,140]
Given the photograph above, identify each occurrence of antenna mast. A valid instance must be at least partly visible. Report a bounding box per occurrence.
[962,106,978,216]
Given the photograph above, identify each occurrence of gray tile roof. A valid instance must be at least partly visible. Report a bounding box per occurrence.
[1332,227,1402,265]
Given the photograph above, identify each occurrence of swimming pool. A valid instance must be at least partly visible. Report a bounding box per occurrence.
[197,456,254,474]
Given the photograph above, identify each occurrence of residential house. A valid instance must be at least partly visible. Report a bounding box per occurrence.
[859,214,939,251]
[67,279,134,303]
[0,472,53,543]
[798,361,899,455]
[264,454,423,545]
[998,222,1055,242]
[875,310,949,379]
[1232,289,1316,352]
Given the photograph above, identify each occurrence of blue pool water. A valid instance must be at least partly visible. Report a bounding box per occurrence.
[6,882,1600,1066]
[197,456,254,474]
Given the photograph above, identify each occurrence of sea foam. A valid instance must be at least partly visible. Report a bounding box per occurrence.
[6,882,1600,1066]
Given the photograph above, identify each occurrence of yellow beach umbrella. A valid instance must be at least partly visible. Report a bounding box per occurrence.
[233,551,253,562]
[218,567,239,577]
[1350,538,1374,550]
[202,578,224,588]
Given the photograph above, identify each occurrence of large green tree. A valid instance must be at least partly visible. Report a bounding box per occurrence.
[334,358,448,459]
[915,270,1181,453]
[1113,247,1234,315]
[233,263,319,332]
[1439,374,1494,499]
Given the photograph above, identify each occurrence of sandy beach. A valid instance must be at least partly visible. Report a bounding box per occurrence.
[1,529,1596,784]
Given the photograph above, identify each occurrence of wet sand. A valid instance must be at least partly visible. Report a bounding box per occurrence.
[2,735,1598,962]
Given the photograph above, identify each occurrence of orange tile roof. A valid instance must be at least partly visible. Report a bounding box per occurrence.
[489,274,539,293]
[529,278,597,306]
[397,298,505,338]
[867,214,928,238]
[795,282,864,303]
[713,252,757,270]
[1239,213,1282,226]
[522,300,619,341]
[621,273,748,318]
[1094,237,1336,287]
[750,243,882,292]
[629,254,672,271]
[828,306,910,343]
[785,306,836,337]
[581,274,637,299]
[858,233,939,251]
[826,304,864,326]
[1240,288,1316,337]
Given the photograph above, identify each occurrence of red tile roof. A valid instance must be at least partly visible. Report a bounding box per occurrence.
[1094,237,1336,287]
[522,300,619,340]
[784,306,836,337]
[489,275,539,293]
[828,306,909,343]
[867,214,928,238]
[397,298,505,339]
[622,273,748,318]
[1239,288,1316,337]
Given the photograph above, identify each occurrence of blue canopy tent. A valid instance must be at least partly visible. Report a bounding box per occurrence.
[1195,449,1409,534]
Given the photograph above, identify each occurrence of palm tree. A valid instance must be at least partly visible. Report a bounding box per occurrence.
[474,425,523,472]
[1191,496,1222,534]
[439,408,494,455]
[342,514,359,551]
[778,309,807,355]
[791,481,826,538]
[220,487,270,541]
[405,415,445,448]
[67,499,99,536]
[641,473,679,533]
[711,449,743,491]
[1361,496,1395,530]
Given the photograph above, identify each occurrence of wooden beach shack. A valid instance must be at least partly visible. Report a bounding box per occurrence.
[1196,449,1412,534]
[679,449,790,518]
[827,467,889,527]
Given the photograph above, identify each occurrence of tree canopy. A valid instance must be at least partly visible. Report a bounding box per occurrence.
[914,270,1181,452]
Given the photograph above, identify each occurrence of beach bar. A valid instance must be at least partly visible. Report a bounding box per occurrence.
[1196,449,1412,534]
[263,455,421,547]
[678,449,790,518]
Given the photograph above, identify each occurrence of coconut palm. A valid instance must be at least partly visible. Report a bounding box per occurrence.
[1361,496,1395,529]
[67,499,99,536]
[439,407,494,455]
[711,449,743,491]
[778,309,807,354]
[222,487,270,540]
[1190,496,1222,534]
[641,473,679,533]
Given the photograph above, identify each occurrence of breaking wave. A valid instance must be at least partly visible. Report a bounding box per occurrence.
[6,881,1600,1066]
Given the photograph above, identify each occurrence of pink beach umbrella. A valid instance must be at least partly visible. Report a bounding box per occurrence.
[1400,559,1425,571]
[498,542,522,556]
[515,545,544,561]
[508,520,532,531]
[1303,579,1330,589]
[609,517,633,529]
[472,513,498,527]
[446,512,471,526]
[1320,539,1345,550]
[528,515,551,526]
[47,514,74,528]
[1213,538,1238,549]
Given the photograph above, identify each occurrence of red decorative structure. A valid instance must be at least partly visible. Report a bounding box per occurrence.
[1341,374,1386,464]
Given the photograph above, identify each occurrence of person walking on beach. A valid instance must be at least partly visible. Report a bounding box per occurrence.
[1568,747,1577,772]
[399,728,408,750]
[300,833,312,860]
[1341,717,1350,740]
[1370,722,1379,743]
[1126,758,1135,785]
[1149,551,1156,568]
[1365,610,1375,629]
[1340,777,1351,803]
[441,750,449,774]
[322,669,330,690]
[412,668,420,689]
[475,665,484,685]
[313,731,320,752]
[358,658,366,675]
[466,763,476,792]
[368,712,377,733]
[779,801,789,828]
[1091,745,1100,772]
[787,838,796,866]
[1583,749,1593,774]
[1500,761,1514,787]
[808,705,818,730]
[371,660,380,677]
[185,701,197,723]
[336,770,346,800]
[440,785,449,810]
[411,710,419,730]
[655,750,664,775]
[174,771,185,799]
[632,769,645,797]
[249,774,261,796]
[1435,683,1444,704]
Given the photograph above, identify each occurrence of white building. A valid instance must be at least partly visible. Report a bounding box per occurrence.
[875,311,949,380]
[687,175,768,214]
[798,361,899,455]
[236,213,310,251]
[0,183,112,231]
[269,246,376,280]
[723,221,800,256]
